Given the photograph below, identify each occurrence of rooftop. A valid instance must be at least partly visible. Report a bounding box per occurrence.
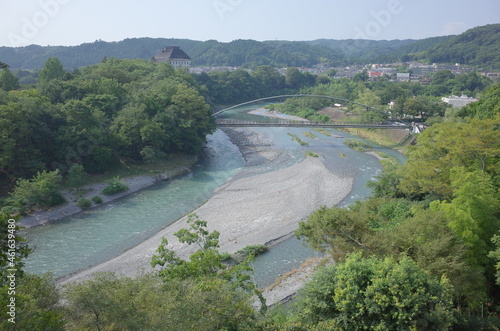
[154,46,191,63]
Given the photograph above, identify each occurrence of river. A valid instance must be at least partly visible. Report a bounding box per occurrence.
[22,104,405,288]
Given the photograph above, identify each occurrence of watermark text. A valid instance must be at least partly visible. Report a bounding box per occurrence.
[8,0,72,47]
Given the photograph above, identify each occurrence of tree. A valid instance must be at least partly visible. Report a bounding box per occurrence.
[6,170,64,214]
[296,198,486,307]
[352,69,369,82]
[285,67,304,89]
[151,214,228,280]
[458,82,500,119]
[63,272,256,330]
[432,70,455,85]
[66,164,88,187]
[296,253,455,330]
[400,118,500,199]
[296,205,374,261]
[0,91,57,182]
[151,214,265,310]
[63,273,151,330]
[0,62,7,70]
[367,163,406,199]
[37,57,65,84]
[431,167,500,267]
[0,68,19,91]
[251,65,285,97]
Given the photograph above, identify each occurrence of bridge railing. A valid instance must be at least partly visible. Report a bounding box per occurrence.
[215,119,413,129]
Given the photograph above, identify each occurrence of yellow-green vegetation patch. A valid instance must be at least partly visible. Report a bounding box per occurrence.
[306,151,319,158]
[339,152,346,159]
[344,139,371,152]
[288,133,309,145]
[313,128,332,136]
[303,131,317,139]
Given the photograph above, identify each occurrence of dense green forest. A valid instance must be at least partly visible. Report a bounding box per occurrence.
[0,48,499,328]
[1,24,499,71]
[0,57,215,212]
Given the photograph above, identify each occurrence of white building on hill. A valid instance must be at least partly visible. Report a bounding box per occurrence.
[153,46,191,69]
[441,95,478,108]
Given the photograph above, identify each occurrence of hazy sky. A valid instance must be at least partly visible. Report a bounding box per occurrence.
[1,0,499,47]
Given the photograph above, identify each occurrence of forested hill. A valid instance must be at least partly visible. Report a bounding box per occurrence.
[423,23,500,69]
[0,23,499,70]
[0,38,202,70]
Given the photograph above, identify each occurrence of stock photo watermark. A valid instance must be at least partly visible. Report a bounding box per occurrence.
[8,0,72,47]
[213,0,245,21]
[5,218,17,324]
[343,0,412,52]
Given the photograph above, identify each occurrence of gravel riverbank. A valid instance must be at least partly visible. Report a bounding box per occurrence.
[58,127,353,303]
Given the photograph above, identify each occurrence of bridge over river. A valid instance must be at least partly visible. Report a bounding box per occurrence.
[213,94,414,130]
[215,119,412,129]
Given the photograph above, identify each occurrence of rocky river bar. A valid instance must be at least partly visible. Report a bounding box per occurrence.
[58,126,354,303]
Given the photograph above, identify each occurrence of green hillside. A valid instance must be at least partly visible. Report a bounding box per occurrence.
[0,24,499,70]
[424,24,500,69]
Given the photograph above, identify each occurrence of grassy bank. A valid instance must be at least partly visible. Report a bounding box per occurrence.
[341,128,413,151]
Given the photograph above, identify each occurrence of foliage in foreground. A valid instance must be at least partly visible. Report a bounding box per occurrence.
[296,253,455,330]
[62,273,256,331]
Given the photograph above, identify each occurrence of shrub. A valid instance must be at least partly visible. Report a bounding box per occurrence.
[102,177,128,195]
[77,198,91,209]
[91,196,103,204]
[236,245,269,258]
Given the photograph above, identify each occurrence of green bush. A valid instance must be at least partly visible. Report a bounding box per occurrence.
[91,195,103,204]
[344,139,371,152]
[102,177,128,195]
[77,198,92,209]
[5,170,65,214]
[236,245,269,258]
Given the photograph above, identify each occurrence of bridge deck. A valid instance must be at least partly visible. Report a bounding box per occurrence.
[215,120,412,129]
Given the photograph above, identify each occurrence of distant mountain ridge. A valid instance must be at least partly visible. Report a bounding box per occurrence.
[0,24,498,70]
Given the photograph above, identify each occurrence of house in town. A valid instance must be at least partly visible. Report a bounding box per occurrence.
[396,73,410,81]
[153,46,191,69]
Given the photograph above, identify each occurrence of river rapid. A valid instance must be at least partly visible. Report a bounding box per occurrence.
[22,104,405,289]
